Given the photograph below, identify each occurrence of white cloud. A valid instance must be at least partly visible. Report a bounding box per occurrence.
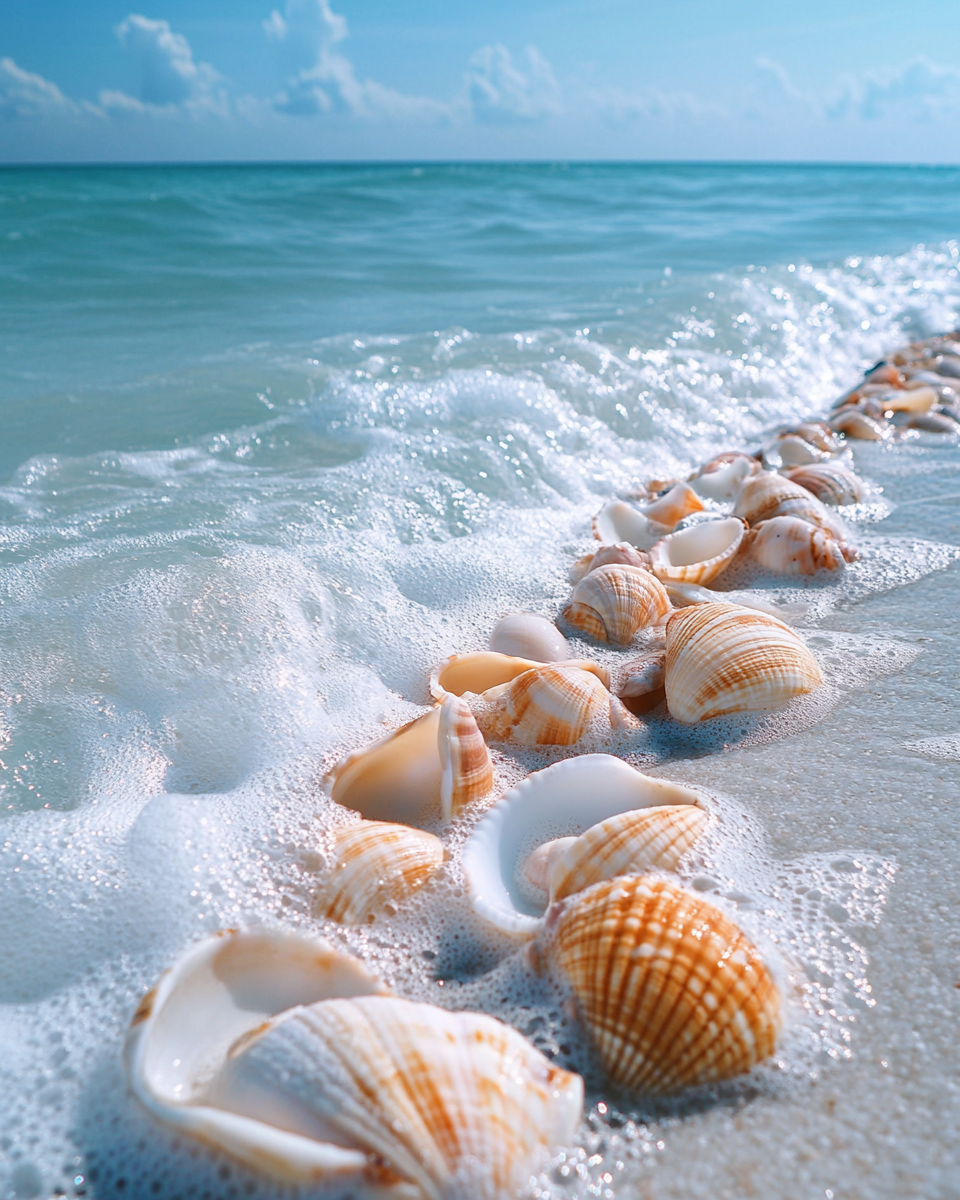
[107,14,225,114]
[0,57,82,119]
[829,57,960,121]
[465,44,562,123]
[585,84,725,124]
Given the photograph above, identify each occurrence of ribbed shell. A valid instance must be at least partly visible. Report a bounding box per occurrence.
[547,806,709,902]
[489,614,570,663]
[783,463,863,506]
[430,651,546,700]
[569,541,652,584]
[747,516,857,575]
[733,471,842,535]
[319,822,444,925]
[563,564,670,646]
[591,500,672,550]
[478,665,611,746]
[649,518,746,586]
[828,409,887,440]
[438,693,493,821]
[641,482,705,528]
[664,601,823,723]
[544,876,781,1093]
[209,996,583,1200]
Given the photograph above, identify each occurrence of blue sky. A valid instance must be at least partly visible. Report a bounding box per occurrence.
[4,0,960,162]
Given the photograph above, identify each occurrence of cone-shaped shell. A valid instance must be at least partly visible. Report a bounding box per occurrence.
[329,694,491,825]
[208,995,583,1200]
[828,409,887,440]
[664,601,823,723]
[463,755,705,937]
[563,564,670,646]
[489,614,570,663]
[592,500,672,550]
[689,455,756,501]
[124,929,387,1184]
[649,517,746,587]
[318,821,444,925]
[640,482,705,528]
[541,876,781,1093]
[475,665,612,746]
[747,516,858,575]
[783,463,862,506]
[733,471,843,536]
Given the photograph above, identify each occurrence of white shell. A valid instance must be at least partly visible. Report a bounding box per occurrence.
[828,409,888,440]
[592,500,672,550]
[689,455,756,501]
[649,517,746,586]
[489,613,570,662]
[765,433,831,468]
[463,755,704,938]
[885,385,938,413]
[747,515,857,575]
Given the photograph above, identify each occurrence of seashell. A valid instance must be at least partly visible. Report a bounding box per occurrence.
[126,929,582,1193]
[568,542,650,583]
[664,601,823,723]
[746,516,858,575]
[618,650,666,715]
[463,755,705,937]
[689,454,756,501]
[489,613,570,662]
[329,693,492,825]
[562,564,670,646]
[664,581,808,622]
[649,517,746,587]
[592,499,672,550]
[883,385,938,414]
[789,422,842,454]
[430,651,548,700]
[828,409,888,440]
[733,471,845,537]
[864,362,903,386]
[474,665,614,746]
[209,996,583,1200]
[318,821,444,925]
[932,355,960,379]
[539,876,781,1093]
[639,481,705,528]
[767,433,831,468]
[908,411,959,433]
[783,463,862,506]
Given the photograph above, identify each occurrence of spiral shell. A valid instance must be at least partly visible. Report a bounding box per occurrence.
[489,614,570,662]
[562,564,670,646]
[592,500,671,550]
[783,463,863,506]
[689,454,757,501]
[329,693,492,825]
[640,481,705,528]
[541,876,782,1093]
[828,409,888,440]
[747,516,858,575]
[318,821,444,925]
[649,517,746,587]
[475,665,613,746]
[733,471,844,536]
[664,601,823,723]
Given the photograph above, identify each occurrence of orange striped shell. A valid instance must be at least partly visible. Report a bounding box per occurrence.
[783,463,862,506]
[563,564,670,646]
[733,471,842,536]
[543,875,781,1093]
[664,601,823,723]
[477,665,611,746]
[746,516,857,575]
[319,821,444,925]
[641,482,705,528]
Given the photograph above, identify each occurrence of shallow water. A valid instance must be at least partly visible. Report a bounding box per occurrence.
[0,163,958,1200]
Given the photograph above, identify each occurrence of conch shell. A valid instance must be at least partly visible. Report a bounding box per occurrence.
[463,754,705,937]
[562,564,670,645]
[649,517,746,587]
[489,613,570,662]
[746,516,858,575]
[539,876,781,1093]
[473,664,619,746]
[318,821,444,925]
[329,693,492,824]
[783,463,862,506]
[733,471,845,537]
[592,500,672,550]
[689,454,756,501]
[664,601,823,723]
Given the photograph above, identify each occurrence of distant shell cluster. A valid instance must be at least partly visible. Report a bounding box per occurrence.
[124,333,958,1195]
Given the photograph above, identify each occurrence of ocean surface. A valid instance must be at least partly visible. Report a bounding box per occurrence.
[1,163,959,1200]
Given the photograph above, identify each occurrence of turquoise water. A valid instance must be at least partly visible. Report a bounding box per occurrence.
[0,164,958,1199]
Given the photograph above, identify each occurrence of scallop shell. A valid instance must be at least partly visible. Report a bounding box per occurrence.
[640,481,705,528]
[318,821,444,925]
[828,409,888,440]
[463,754,705,937]
[746,516,858,575]
[649,517,746,586]
[474,665,615,746]
[689,454,756,501]
[618,650,666,715]
[209,996,583,1200]
[329,693,492,825]
[540,876,780,1093]
[783,463,862,506]
[568,542,651,583]
[664,601,823,723]
[562,564,670,646]
[489,613,570,662]
[592,499,672,550]
[733,471,844,536]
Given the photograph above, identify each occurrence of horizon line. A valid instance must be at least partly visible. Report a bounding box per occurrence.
[4,157,960,170]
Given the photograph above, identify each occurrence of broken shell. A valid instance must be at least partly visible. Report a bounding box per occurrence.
[618,650,666,715]
[640,481,705,528]
[569,542,651,584]
[783,463,863,506]
[489,614,570,662]
[592,500,672,550]
[689,455,756,501]
[828,409,888,440]
[746,516,858,575]
[430,651,546,700]
[733,471,844,537]
[463,755,705,937]
[329,693,492,825]
[473,665,614,747]
[563,564,670,646]
[318,821,444,925]
[649,517,746,587]
[540,876,781,1093]
[664,601,823,723]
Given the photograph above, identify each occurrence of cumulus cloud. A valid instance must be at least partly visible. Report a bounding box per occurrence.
[829,56,960,121]
[465,44,562,123]
[105,14,224,114]
[0,57,82,119]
